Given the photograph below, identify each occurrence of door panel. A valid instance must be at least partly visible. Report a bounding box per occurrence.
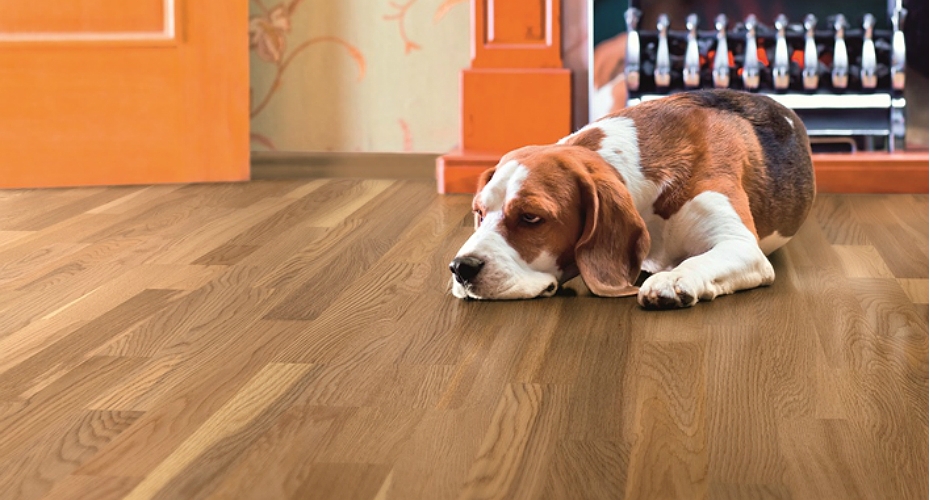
[0,1,248,188]
[0,0,166,36]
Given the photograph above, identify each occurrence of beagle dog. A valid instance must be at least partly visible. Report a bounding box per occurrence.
[449,89,815,308]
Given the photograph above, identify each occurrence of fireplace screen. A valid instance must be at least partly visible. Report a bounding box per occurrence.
[591,0,912,152]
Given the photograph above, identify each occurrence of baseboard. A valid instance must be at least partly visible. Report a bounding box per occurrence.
[251,152,437,181]
[251,150,927,194]
[436,150,929,194]
[812,151,929,193]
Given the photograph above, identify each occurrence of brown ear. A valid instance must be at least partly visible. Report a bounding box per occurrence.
[476,167,496,192]
[472,167,497,228]
[575,160,650,297]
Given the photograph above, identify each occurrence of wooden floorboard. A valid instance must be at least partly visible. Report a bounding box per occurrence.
[0,179,925,500]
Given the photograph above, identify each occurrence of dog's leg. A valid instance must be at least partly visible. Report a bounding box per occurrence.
[638,191,775,309]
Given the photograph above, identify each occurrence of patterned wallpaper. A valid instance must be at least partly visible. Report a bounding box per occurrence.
[249,0,470,153]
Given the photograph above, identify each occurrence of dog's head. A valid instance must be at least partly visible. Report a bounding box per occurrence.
[449,145,650,300]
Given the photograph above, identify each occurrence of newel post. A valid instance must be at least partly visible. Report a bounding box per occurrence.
[436,0,573,193]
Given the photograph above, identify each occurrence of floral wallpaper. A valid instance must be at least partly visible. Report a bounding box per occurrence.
[249,0,470,153]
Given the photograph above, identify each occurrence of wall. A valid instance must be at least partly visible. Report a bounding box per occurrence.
[249,0,470,153]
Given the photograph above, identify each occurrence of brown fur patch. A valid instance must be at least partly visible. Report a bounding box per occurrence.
[564,127,607,152]
[611,90,815,240]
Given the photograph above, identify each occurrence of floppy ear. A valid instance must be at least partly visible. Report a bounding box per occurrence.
[472,167,497,228]
[575,161,650,297]
[476,167,496,192]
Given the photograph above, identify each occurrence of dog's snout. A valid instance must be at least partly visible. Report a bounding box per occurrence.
[449,256,484,283]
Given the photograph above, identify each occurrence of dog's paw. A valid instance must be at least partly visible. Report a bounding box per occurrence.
[638,272,702,309]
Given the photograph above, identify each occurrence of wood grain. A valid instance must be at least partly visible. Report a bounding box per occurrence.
[0,410,143,500]
[0,179,925,500]
[123,363,315,500]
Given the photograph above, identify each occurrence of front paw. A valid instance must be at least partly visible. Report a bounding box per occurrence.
[638,272,701,309]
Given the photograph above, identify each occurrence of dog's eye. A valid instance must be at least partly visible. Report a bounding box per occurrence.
[473,211,484,226]
[521,214,542,224]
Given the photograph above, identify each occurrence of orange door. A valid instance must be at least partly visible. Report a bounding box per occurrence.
[0,1,248,189]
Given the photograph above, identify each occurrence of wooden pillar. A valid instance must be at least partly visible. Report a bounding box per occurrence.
[436,0,572,193]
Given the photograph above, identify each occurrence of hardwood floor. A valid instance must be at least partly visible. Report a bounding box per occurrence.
[0,178,926,500]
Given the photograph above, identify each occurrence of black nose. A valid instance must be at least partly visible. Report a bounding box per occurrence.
[449,256,485,284]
